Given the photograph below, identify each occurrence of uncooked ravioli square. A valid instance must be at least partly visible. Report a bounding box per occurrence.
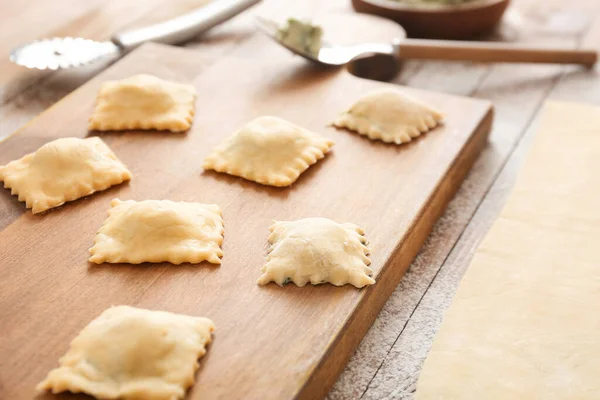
[202,116,334,187]
[0,137,131,214]
[89,199,224,265]
[88,74,196,132]
[257,217,374,288]
[333,88,443,144]
[37,305,214,400]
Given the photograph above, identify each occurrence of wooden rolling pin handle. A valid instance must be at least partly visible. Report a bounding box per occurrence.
[395,39,598,66]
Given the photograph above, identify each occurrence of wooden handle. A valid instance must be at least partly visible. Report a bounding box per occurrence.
[397,39,598,66]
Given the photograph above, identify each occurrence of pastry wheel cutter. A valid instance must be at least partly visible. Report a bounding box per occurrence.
[10,0,261,70]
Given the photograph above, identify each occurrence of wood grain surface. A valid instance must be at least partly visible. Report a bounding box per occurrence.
[341,2,600,399]
[1,0,599,399]
[0,42,491,399]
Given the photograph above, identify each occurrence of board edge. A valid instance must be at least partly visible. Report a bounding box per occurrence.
[295,103,495,400]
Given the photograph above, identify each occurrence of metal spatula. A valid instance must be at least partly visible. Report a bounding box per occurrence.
[10,0,261,70]
[256,16,597,67]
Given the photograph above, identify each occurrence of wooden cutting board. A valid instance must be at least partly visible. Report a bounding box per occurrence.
[0,42,492,400]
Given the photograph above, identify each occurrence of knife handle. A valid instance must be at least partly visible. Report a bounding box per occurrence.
[112,0,261,51]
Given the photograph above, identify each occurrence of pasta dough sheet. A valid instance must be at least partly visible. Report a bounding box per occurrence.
[416,101,600,400]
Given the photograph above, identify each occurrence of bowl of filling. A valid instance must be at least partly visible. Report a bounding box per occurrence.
[351,0,510,39]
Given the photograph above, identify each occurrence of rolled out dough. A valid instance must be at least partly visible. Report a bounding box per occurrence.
[416,101,600,399]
